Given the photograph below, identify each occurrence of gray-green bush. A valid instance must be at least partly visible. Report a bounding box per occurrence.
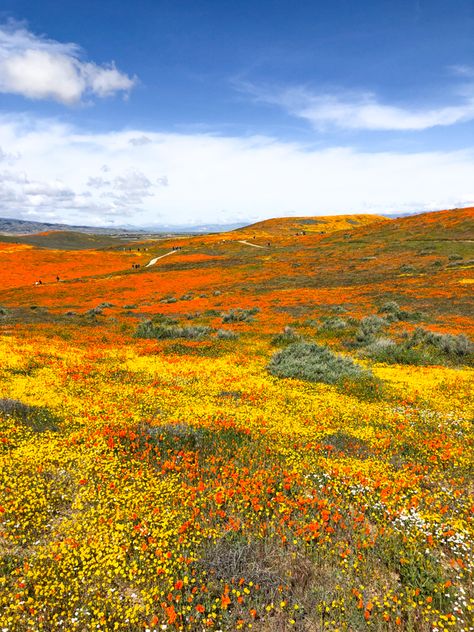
[135,320,212,340]
[318,316,348,331]
[221,307,260,323]
[364,328,473,366]
[271,326,300,346]
[216,329,239,340]
[267,341,370,384]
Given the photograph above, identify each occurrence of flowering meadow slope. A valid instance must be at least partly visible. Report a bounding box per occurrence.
[0,208,473,631]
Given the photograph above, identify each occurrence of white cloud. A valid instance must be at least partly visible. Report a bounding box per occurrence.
[129,135,152,146]
[0,114,473,226]
[246,84,474,131]
[0,22,136,104]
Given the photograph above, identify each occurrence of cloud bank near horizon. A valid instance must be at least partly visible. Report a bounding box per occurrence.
[242,77,474,132]
[0,116,473,227]
[0,22,135,104]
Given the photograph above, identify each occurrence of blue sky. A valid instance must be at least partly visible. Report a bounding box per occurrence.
[0,0,473,226]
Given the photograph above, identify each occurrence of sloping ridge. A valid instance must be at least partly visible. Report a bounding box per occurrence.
[0,230,125,251]
[351,207,474,241]
[234,213,389,237]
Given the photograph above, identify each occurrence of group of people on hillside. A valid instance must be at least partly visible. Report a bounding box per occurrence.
[34,276,60,285]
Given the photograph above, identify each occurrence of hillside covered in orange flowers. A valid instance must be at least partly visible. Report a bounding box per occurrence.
[0,207,473,632]
[0,208,472,334]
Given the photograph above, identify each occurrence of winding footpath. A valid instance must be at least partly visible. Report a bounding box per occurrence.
[237,240,267,249]
[145,250,178,267]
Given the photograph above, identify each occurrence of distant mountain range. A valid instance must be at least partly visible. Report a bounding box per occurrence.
[0,216,246,236]
[0,209,457,237]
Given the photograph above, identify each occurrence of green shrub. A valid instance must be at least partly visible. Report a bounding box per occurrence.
[267,341,370,384]
[364,329,473,366]
[216,329,239,340]
[271,326,300,346]
[222,307,260,323]
[447,257,474,268]
[353,315,387,346]
[135,320,211,340]
[86,306,103,316]
[318,316,348,331]
[377,301,424,323]
[378,301,402,318]
[409,328,473,359]
[337,373,386,401]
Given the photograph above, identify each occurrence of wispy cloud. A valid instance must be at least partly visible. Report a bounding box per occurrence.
[243,81,474,132]
[0,21,136,105]
[0,114,473,226]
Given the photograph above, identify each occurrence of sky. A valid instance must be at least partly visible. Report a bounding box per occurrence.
[0,0,473,228]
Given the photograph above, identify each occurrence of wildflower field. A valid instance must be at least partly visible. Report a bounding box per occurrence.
[0,208,473,631]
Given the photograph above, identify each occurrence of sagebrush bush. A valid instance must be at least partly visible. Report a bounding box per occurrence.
[267,341,370,384]
[222,307,260,323]
[410,328,473,358]
[318,316,348,331]
[364,338,433,366]
[271,326,300,346]
[375,302,424,324]
[135,320,211,340]
[86,306,103,316]
[216,329,239,340]
[364,328,473,366]
[353,315,387,346]
[378,301,403,319]
[331,305,347,313]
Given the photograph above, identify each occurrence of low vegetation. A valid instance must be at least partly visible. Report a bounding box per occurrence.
[135,319,212,340]
[0,208,473,631]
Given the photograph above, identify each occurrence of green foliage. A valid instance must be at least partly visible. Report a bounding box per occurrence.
[216,329,239,340]
[377,301,424,323]
[410,327,473,358]
[221,307,260,323]
[135,320,212,340]
[337,372,386,401]
[365,328,473,366]
[268,341,370,384]
[353,315,387,346]
[318,316,348,332]
[271,326,300,346]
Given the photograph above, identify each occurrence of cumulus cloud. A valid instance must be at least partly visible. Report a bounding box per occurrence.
[0,22,136,104]
[245,83,474,131]
[0,114,473,226]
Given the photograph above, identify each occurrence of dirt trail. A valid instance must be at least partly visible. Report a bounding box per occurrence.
[237,240,267,249]
[145,251,178,267]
